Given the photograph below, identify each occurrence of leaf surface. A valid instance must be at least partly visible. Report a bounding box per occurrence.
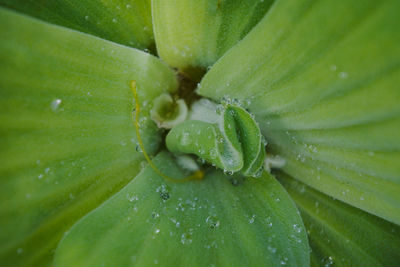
[199,0,400,224]
[0,0,153,50]
[0,8,177,266]
[152,0,274,77]
[279,173,400,267]
[54,152,309,267]
[166,102,265,176]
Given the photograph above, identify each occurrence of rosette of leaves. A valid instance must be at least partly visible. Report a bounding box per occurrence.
[0,0,399,266]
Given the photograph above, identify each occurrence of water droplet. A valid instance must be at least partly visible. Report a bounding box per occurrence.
[84,15,89,20]
[156,185,170,201]
[249,214,256,224]
[322,256,334,266]
[338,72,348,79]
[206,215,220,229]
[112,18,117,23]
[267,245,276,253]
[293,224,302,233]
[181,132,190,145]
[127,194,139,202]
[181,232,193,245]
[154,229,160,234]
[50,99,62,112]
[280,256,288,265]
[16,248,23,254]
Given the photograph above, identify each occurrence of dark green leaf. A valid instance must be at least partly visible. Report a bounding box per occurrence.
[279,172,400,267]
[0,0,154,50]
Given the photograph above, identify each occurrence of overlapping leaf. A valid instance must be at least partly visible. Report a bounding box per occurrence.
[54,152,309,267]
[278,172,400,266]
[152,0,274,78]
[0,8,177,266]
[199,0,400,224]
[0,0,154,50]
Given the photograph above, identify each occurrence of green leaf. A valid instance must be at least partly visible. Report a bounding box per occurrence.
[199,0,400,224]
[152,0,274,77]
[0,0,154,50]
[0,8,177,266]
[54,152,309,267]
[278,172,400,267]
[166,101,265,177]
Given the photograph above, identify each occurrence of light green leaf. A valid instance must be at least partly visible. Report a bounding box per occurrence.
[54,152,309,267]
[152,0,274,78]
[199,0,400,224]
[0,8,177,266]
[0,0,153,50]
[279,173,400,267]
[166,101,265,177]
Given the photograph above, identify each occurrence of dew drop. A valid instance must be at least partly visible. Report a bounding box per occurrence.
[338,72,348,79]
[206,215,220,229]
[135,145,142,152]
[249,214,256,224]
[181,232,193,245]
[293,224,302,233]
[157,185,170,201]
[267,245,276,253]
[50,99,62,112]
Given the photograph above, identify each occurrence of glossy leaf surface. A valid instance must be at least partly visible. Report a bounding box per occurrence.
[199,0,400,224]
[279,173,400,267]
[166,102,265,176]
[0,8,177,266]
[0,0,154,50]
[152,0,274,77]
[55,152,309,267]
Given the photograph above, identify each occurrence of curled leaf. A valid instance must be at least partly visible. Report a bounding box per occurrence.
[166,100,265,177]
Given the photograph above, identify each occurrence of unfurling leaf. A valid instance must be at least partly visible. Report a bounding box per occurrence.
[166,99,265,177]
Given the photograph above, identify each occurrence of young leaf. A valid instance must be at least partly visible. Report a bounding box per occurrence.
[279,173,400,266]
[199,0,400,224]
[54,152,309,267]
[0,8,177,266]
[166,102,265,176]
[0,0,153,50]
[152,0,274,77]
